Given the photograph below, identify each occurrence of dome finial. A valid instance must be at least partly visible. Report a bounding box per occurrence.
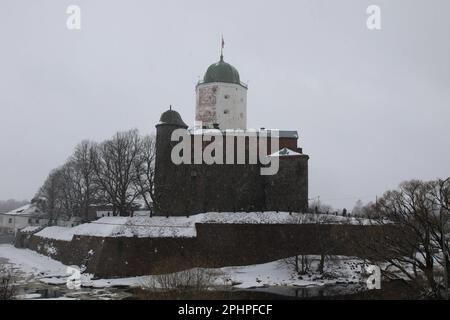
[220,35,225,61]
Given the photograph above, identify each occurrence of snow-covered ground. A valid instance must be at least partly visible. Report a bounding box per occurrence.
[0,244,67,277]
[0,244,368,300]
[34,212,371,241]
[218,257,364,289]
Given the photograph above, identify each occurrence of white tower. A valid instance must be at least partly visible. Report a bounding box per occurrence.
[195,53,247,130]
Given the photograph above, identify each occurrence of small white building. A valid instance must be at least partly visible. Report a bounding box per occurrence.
[96,209,115,219]
[91,201,153,219]
[55,216,83,228]
[0,203,49,234]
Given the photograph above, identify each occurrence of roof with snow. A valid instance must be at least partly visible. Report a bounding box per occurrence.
[189,129,298,139]
[2,203,44,216]
[269,147,302,157]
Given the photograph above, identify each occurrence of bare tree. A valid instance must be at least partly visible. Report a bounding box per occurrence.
[57,163,79,218]
[428,178,450,296]
[134,134,157,216]
[284,255,311,275]
[36,145,102,222]
[309,199,333,214]
[69,141,100,221]
[316,227,341,275]
[35,129,159,219]
[362,179,450,298]
[36,167,66,223]
[92,129,142,216]
[0,264,17,300]
[352,199,364,217]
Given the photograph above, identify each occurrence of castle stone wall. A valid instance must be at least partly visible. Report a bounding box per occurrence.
[16,223,403,278]
[155,120,309,216]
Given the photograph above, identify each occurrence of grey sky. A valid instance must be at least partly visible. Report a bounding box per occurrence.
[0,0,449,209]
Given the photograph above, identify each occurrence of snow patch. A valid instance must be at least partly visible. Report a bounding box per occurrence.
[269,147,302,157]
[20,226,42,233]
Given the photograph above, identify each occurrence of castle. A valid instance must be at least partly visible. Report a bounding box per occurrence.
[154,53,309,216]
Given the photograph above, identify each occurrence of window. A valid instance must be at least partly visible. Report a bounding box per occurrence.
[8,218,12,224]
[28,218,32,224]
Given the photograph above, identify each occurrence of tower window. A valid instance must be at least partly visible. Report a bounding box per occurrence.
[224,109,230,114]
[224,94,230,99]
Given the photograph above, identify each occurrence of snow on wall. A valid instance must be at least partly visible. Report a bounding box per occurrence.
[33,212,371,242]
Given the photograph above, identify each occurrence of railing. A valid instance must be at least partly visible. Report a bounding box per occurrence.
[196,79,248,89]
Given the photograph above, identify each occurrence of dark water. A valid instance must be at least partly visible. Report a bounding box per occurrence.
[239,283,368,299]
[240,280,419,300]
[128,283,385,300]
[34,288,63,299]
[128,280,418,300]
[12,276,416,300]
[13,281,134,300]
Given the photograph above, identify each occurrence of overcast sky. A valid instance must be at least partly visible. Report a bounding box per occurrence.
[0,0,449,209]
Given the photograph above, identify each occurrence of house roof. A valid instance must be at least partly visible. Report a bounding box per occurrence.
[3,204,33,215]
[2,203,45,217]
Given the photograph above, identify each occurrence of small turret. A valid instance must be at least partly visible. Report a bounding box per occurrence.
[154,107,188,215]
[157,106,188,129]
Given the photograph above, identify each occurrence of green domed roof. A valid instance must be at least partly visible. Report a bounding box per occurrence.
[203,56,241,85]
[157,108,188,128]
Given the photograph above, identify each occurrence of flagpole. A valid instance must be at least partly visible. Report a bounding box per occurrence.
[220,35,224,60]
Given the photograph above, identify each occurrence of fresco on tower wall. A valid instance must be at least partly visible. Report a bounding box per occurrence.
[196,85,218,123]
